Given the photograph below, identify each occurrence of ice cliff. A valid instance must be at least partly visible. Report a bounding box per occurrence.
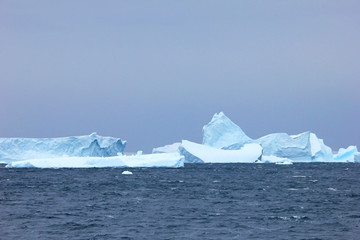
[334,146,359,162]
[6,152,184,168]
[0,133,126,163]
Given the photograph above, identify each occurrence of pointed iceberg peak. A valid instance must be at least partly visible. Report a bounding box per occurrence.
[202,112,252,148]
[89,132,97,137]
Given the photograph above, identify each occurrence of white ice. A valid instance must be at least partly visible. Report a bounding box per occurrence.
[255,132,333,162]
[205,112,334,162]
[152,142,181,153]
[202,112,252,149]
[334,146,359,162]
[261,155,293,164]
[6,152,184,168]
[0,132,126,163]
[179,140,262,163]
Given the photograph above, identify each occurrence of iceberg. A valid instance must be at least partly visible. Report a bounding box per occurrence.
[206,112,334,162]
[334,146,359,162]
[179,140,262,163]
[255,132,333,162]
[152,142,181,153]
[202,112,252,149]
[6,152,184,168]
[0,133,126,163]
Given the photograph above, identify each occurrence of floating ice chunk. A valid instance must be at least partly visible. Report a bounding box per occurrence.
[152,142,181,153]
[261,155,293,164]
[275,160,293,165]
[202,112,252,149]
[122,170,133,175]
[6,152,184,168]
[136,151,143,156]
[334,146,359,162]
[179,140,262,163]
[0,133,126,163]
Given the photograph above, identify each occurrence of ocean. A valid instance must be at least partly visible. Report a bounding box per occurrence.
[1,163,359,239]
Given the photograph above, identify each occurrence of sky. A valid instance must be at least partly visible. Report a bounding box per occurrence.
[0,1,359,152]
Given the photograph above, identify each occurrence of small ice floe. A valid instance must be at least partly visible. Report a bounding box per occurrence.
[122,170,133,175]
[275,160,293,165]
[287,188,309,191]
[292,175,306,178]
[328,187,337,191]
[262,155,293,164]
[308,179,318,183]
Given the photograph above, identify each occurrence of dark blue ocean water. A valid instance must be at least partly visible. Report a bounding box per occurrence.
[1,163,360,240]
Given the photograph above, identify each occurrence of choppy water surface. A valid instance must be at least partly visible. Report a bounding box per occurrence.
[1,163,360,239]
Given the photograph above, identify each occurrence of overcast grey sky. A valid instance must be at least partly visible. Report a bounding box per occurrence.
[1,1,359,152]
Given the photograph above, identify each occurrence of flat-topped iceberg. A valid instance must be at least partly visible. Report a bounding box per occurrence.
[179,140,262,163]
[0,133,126,163]
[6,152,184,168]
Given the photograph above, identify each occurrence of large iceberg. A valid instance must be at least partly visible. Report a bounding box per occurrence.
[206,112,334,162]
[0,133,126,163]
[202,112,252,149]
[6,152,184,168]
[179,140,262,163]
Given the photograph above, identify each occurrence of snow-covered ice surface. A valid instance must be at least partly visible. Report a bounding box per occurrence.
[152,142,181,153]
[6,152,184,168]
[334,146,359,162]
[202,112,252,149]
[0,133,126,163]
[179,140,262,163]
